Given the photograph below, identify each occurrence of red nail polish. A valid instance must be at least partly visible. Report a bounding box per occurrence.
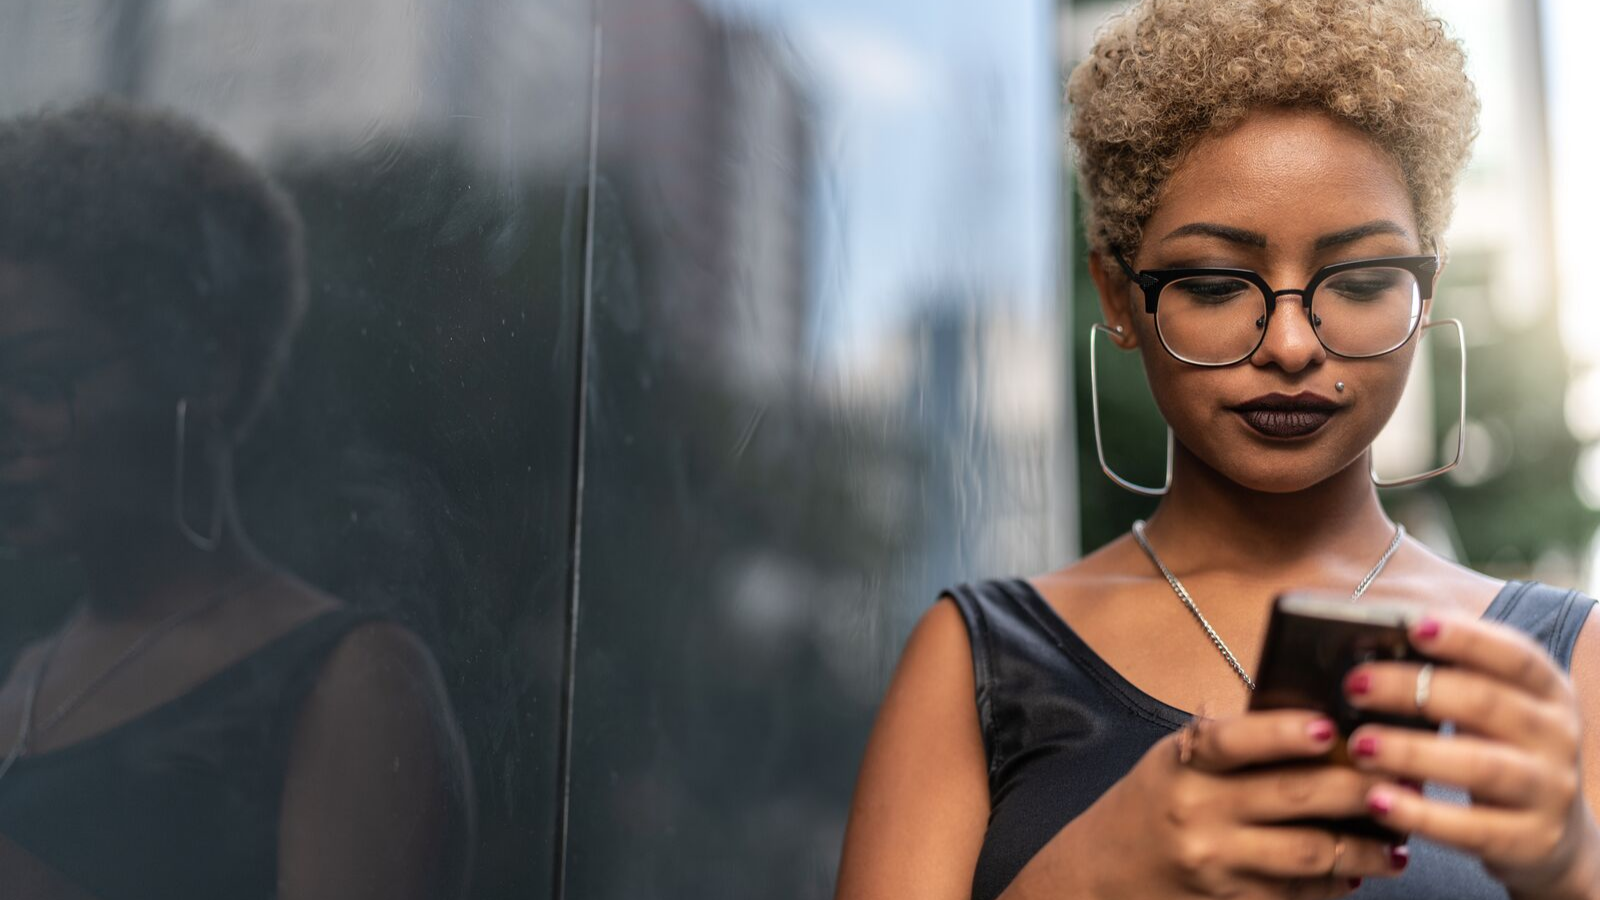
[1354,735,1379,757]
[1309,719,1336,742]
[1346,671,1371,696]
[1390,844,1410,870]
[1416,618,1442,640]
[1368,792,1394,816]
[1348,878,1364,890]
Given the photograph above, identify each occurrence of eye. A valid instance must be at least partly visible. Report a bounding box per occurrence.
[1324,269,1405,302]
[1171,277,1253,304]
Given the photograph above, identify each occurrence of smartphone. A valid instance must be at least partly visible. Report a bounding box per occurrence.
[1247,592,1438,839]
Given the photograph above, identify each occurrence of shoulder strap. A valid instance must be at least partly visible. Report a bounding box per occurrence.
[1485,581,1596,671]
[942,582,1003,767]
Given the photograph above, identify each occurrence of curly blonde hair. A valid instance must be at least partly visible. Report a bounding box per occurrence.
[1068,0,1479,255]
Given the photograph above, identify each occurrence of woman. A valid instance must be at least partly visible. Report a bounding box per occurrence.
[0,101,472,899]
[836,1,1600,898]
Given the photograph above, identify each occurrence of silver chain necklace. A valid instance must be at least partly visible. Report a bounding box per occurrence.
[0,578,257,784]
[1130,520,1406,691]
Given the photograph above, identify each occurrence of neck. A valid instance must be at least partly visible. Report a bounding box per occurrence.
[1138,442,1396,577]
[75,494,268,626]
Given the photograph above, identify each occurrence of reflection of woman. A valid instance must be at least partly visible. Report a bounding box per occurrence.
[0,102,472,899]
[838,1,1600,898]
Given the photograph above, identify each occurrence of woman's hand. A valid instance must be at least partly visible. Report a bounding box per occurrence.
[1344,613,1600,899]
[1006,709,1408,900]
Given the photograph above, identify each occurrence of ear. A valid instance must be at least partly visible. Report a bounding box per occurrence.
[1088,248,1138,349]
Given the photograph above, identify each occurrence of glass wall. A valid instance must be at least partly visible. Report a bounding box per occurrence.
[565,1,1064,896]
[0,0,590,897]
[0,1,1068,897]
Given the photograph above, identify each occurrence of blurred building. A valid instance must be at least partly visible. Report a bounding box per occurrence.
[598,0,817,397]
[0,0,594,173]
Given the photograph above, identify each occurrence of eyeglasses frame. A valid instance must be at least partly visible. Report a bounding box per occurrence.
[0,348,142,456]
[1111,250,1440,367]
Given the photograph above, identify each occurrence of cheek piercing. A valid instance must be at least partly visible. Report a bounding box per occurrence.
[1336,382,1346,393]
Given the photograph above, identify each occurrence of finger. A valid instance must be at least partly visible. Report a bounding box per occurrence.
[1407,613,1566,701]
[1345,662,1575,750]
[1228,826,1404,881]
[1184,711,1339,774]
[1365,783,1550,867]
[1228,764,1391,823]
[1349,725,1569,807]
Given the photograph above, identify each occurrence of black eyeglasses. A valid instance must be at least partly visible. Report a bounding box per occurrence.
[0,351,136,456]
[1112,250,1438,367]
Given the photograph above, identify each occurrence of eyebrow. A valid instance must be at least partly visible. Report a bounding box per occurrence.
[1312,219,1412,250]
[1157,219,1413,252]
[1159,223,1266,248]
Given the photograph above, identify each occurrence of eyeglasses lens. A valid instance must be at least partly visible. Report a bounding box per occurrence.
[1155,275,1267,365]
[1310,267,1422,358]
[0,373,71,455]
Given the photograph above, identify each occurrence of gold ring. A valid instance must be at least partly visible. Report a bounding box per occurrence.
[1329,836,1346,878]
[1415,663,1435,712]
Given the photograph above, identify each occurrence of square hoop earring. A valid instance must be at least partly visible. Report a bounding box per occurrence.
[1090,323,1172,496]
[1371,318,1467,488]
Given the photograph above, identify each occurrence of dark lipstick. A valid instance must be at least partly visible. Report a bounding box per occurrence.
[1230,392,1341,439]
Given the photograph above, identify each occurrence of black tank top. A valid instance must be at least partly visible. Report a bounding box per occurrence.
[0,608,379,900]
[946,579,1596,900]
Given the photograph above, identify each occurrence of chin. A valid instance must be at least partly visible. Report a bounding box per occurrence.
[1227,469,1335,494]
[1187,435,1357,494]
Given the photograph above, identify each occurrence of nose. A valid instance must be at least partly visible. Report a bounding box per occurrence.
[1248,291,1326,373]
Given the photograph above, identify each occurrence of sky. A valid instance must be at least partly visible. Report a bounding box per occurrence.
[704,0,1061,365]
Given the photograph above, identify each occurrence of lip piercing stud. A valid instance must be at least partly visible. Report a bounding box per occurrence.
[1336,382,1346,393]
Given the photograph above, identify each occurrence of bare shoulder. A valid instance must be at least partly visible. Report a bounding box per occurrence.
[284,620,465,815]
[915,593,977,658]
[278,611,470,899]
[304,620,450,718]
[834,597,990,900]
[868,596,982,749]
